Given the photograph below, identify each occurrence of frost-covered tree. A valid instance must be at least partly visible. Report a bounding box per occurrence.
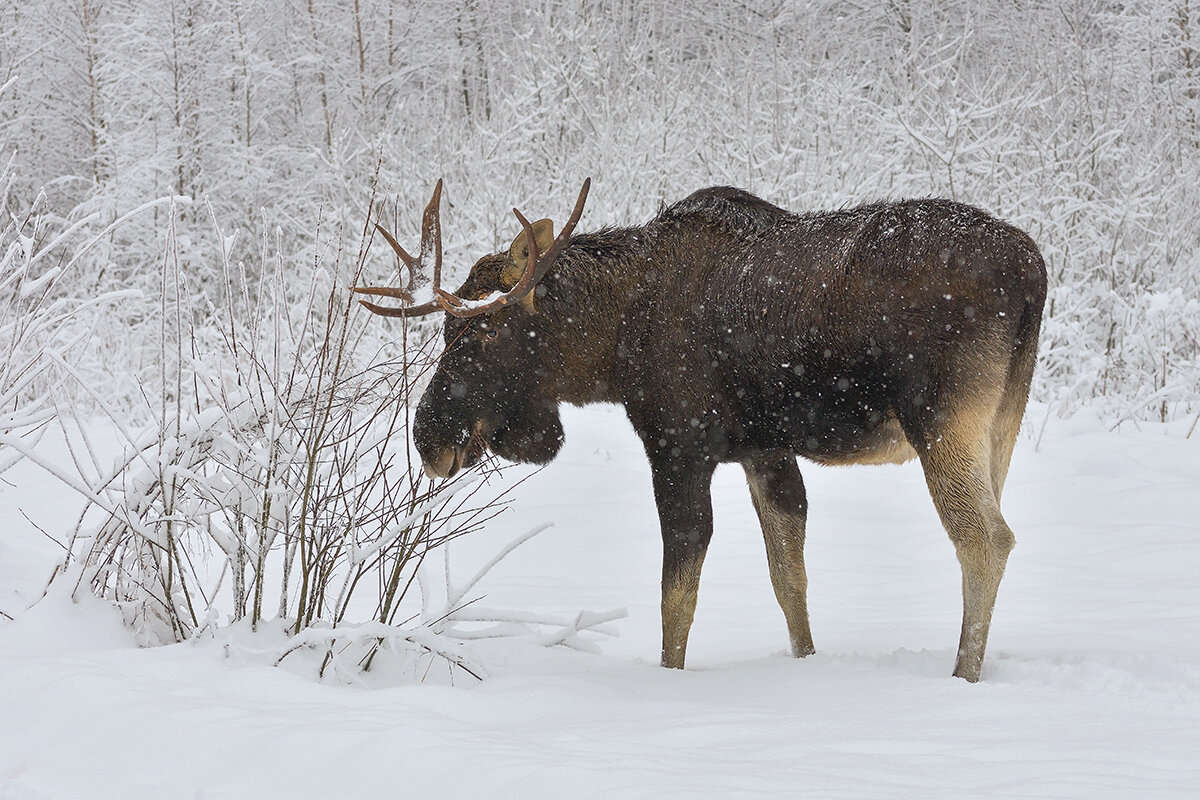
[0,0,1196,419]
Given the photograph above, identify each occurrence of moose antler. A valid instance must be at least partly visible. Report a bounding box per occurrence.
[353,179,446,318]
[353,178,591,319]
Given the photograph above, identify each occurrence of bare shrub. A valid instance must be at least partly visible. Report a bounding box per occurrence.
[11,195,622,680]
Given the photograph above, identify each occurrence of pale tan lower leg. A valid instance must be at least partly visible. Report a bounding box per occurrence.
[921,426,1015,682]
[661,561,704,669]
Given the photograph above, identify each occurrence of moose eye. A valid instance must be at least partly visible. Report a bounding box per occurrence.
[484,328,499,341]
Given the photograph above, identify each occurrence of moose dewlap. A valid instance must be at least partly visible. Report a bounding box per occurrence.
[355,180,1047,682]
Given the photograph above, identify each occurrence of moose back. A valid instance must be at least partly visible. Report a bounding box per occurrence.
[355,181,1047,682]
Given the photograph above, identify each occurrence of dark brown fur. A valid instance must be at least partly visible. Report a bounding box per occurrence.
[411,186,1047,681]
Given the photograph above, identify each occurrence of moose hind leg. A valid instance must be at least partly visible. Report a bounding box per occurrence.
[916,414,1015,682]
[744,453,815,658]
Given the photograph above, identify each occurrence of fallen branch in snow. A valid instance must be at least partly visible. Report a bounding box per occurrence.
[271,617,487,683]
[267,523,626,683]
[269,599,627,683]
[445,607,629,652]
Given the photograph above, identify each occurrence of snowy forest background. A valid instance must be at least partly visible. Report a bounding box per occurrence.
[3,0,1199,423]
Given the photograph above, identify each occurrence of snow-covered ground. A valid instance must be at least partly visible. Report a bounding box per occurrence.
[2,403,1198,799]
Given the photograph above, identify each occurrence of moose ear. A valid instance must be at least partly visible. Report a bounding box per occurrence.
[502,218,555,311]
[508,218,555,270]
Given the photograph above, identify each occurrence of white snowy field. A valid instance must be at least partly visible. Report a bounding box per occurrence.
[1,403,1198,799]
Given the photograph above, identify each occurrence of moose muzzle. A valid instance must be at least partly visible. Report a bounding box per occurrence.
[421,440,485,480]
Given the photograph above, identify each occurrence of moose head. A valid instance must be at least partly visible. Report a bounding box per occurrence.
[353,179,590,479]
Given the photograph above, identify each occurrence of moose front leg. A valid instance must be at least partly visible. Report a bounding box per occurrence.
[649,458,716,669]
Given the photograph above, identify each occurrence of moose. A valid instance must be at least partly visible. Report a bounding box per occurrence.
[354,178,1047,682]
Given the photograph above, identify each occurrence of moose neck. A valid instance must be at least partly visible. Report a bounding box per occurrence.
[537,226,650,407]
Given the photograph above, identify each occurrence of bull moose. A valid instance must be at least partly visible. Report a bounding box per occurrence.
[354,178,1046,682]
